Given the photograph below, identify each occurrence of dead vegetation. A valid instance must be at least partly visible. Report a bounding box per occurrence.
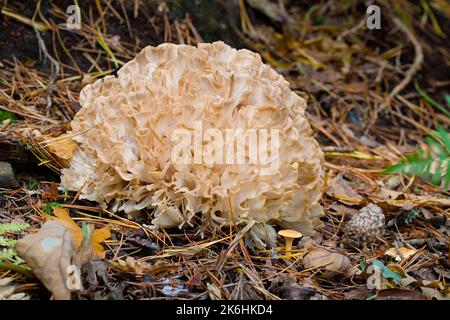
[0,0,449,300]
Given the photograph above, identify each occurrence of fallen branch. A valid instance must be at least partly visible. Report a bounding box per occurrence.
[0,133,37,168]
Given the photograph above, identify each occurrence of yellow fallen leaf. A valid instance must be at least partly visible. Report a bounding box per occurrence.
[45,207,111,258]
[385,247,417,262]
[46,135,77,160]
[92,226,111,258]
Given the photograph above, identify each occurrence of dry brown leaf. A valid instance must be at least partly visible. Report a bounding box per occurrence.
[116,257,170,275]
[46,135,77,161]
[326,175,362,205]
[15,221,75,300]
[303,247,354,278]
[206,282,222,300]
[84,257,109,288]
[343,288,370,300]
[375,288,426,300]
[376,186,403,201]
[44,207,111,258]
[385,247,417,262]
[41,182,60,202]
[409,196,450,207]
[117,256,151,274]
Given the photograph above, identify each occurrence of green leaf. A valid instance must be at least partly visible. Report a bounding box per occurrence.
[82,222,90,240]
[313,15,325,25]
[445,94,450,107]
[360,260,368,272]
[42,202,63,215]
[0,110,16,123]
[27,178,38,190]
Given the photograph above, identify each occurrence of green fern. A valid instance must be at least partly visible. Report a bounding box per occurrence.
[0,248,17,260]
[0,248,23,264]
[384,125,450,189]
[0,237,16,247]
[0,221,29,265]
[0,221,30,235]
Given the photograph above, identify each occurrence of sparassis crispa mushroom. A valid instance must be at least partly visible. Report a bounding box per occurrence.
[59,41,324,238]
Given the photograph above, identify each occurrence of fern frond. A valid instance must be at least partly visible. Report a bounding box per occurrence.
[0,222,30,235]
[0,248,21,263]
[0,237,16,247]
[434,125,450,153]
[0,248,24,264]
[384,125,450,189]
[0,222,28,265]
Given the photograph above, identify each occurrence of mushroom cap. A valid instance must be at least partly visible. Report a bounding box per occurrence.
[59,41,324,235]
[278,229,303,239]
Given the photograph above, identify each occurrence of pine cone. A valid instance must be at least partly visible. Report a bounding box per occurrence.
[343,203,385,247]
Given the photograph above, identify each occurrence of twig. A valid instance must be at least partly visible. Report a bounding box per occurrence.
[33,27,60,115]
[387,17,424,105]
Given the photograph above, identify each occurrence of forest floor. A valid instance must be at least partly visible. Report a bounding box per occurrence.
[0,0,449,300]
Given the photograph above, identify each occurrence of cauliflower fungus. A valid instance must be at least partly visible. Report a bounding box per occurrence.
[60,41,324,236]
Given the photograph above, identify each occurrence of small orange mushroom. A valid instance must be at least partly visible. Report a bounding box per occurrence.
[278,229,303,255]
